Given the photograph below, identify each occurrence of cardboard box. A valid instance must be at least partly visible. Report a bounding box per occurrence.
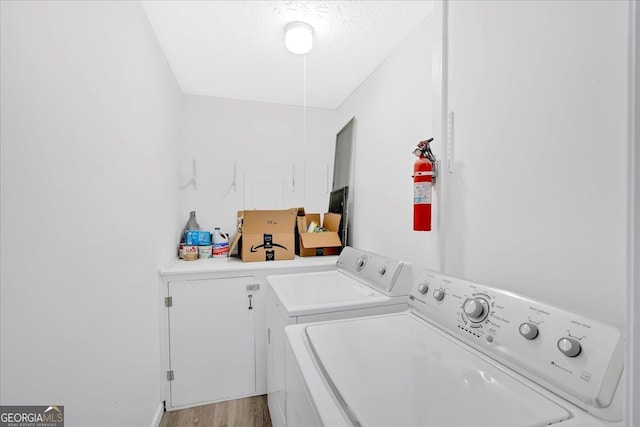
[229,209,297,262]
[296,210,342,257]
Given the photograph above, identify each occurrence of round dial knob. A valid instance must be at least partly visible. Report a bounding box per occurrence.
[557,337,581,357]
[417,283,429,294]
[463,298,489,322]
[433,289,445,301]
[378,266,387,275]
[519,323,539,340]
[355,255,367,271]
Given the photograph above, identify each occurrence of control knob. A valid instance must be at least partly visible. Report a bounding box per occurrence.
[463,298,489,322]
[355,255,367,271]
[519,323,539,340]
[417,283,429,294]
[557,337,581,357]
[378,266,387,276]
[433,289,445,301]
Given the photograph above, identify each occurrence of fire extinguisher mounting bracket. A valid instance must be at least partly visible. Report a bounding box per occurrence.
[412,138,438,185]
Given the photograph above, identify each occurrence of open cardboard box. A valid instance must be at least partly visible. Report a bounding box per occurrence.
[296,209,342,257]
[229,209,297,262]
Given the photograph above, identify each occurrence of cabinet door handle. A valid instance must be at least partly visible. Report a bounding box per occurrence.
[268,327,271,344]
[248,294,253,310]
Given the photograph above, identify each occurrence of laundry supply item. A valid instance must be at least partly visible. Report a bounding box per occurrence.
[198,245,213,259]
[180,211,200,243]
[212,228,229,258]
[178,210,201,257]
[183,245,198,261]
[186,230,211,246]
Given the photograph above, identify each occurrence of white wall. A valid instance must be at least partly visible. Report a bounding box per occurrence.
[335,17,439,270]
[179,95,335,237]
[444,0,628,326]
[629,0,639,424]
[0,2,182,426]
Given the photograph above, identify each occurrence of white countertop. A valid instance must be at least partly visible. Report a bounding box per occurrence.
[160,255,339,276]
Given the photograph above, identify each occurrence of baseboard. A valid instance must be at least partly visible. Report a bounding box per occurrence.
[166,392,265,412]
[150,402,164,427]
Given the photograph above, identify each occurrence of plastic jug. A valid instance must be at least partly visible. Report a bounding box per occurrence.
[212,228,229,258]
[180,211,200,243]
[179,211,200,258]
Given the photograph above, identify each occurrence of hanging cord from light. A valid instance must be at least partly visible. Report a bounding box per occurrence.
[303,51,307,197]
[303,53,307,148]
[284,21,313,197]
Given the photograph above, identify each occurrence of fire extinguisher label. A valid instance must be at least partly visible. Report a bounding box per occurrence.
[414,182,432,204]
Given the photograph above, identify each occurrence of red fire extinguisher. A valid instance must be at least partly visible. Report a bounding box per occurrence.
[413,138,436,231]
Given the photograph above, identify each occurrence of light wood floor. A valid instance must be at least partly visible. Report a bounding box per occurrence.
[159,396,272,427]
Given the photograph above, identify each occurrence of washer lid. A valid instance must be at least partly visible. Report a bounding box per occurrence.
[305,314,571,427]
[268,271,393,316]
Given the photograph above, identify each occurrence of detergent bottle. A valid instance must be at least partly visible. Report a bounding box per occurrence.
[212,228,229,258]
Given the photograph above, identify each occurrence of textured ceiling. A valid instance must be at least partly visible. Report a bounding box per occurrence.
[141,1,433,109]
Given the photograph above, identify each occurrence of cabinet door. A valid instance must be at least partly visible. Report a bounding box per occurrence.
[168,277,255,408]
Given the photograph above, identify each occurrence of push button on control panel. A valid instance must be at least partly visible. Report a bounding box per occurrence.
[378,266,386,276]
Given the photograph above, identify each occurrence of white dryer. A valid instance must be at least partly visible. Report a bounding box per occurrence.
[285,269,625,427]
[266,247,413,427]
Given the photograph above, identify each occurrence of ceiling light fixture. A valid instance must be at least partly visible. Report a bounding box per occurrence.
[285,22,313,55]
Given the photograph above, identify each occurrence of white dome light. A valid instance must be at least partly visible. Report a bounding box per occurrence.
[285,22,313,55]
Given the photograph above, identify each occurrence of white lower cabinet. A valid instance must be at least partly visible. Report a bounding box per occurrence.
[167,276,256,408]
[159,257,338,411]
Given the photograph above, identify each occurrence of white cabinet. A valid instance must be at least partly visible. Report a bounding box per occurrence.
[167,276,256,408]
[159,256,338,410]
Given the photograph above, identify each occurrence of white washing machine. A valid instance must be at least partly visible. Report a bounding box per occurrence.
[266,246,413,427]
[285,269,625,427]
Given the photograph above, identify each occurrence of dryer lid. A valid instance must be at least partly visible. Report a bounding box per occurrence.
[305,313,571,427]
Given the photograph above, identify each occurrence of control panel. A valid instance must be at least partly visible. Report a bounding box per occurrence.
[336,247,413,296]
[408,270,623,415]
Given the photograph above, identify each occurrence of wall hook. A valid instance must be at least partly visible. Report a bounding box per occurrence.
[232,161,237,192]
[180,159,197,190]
